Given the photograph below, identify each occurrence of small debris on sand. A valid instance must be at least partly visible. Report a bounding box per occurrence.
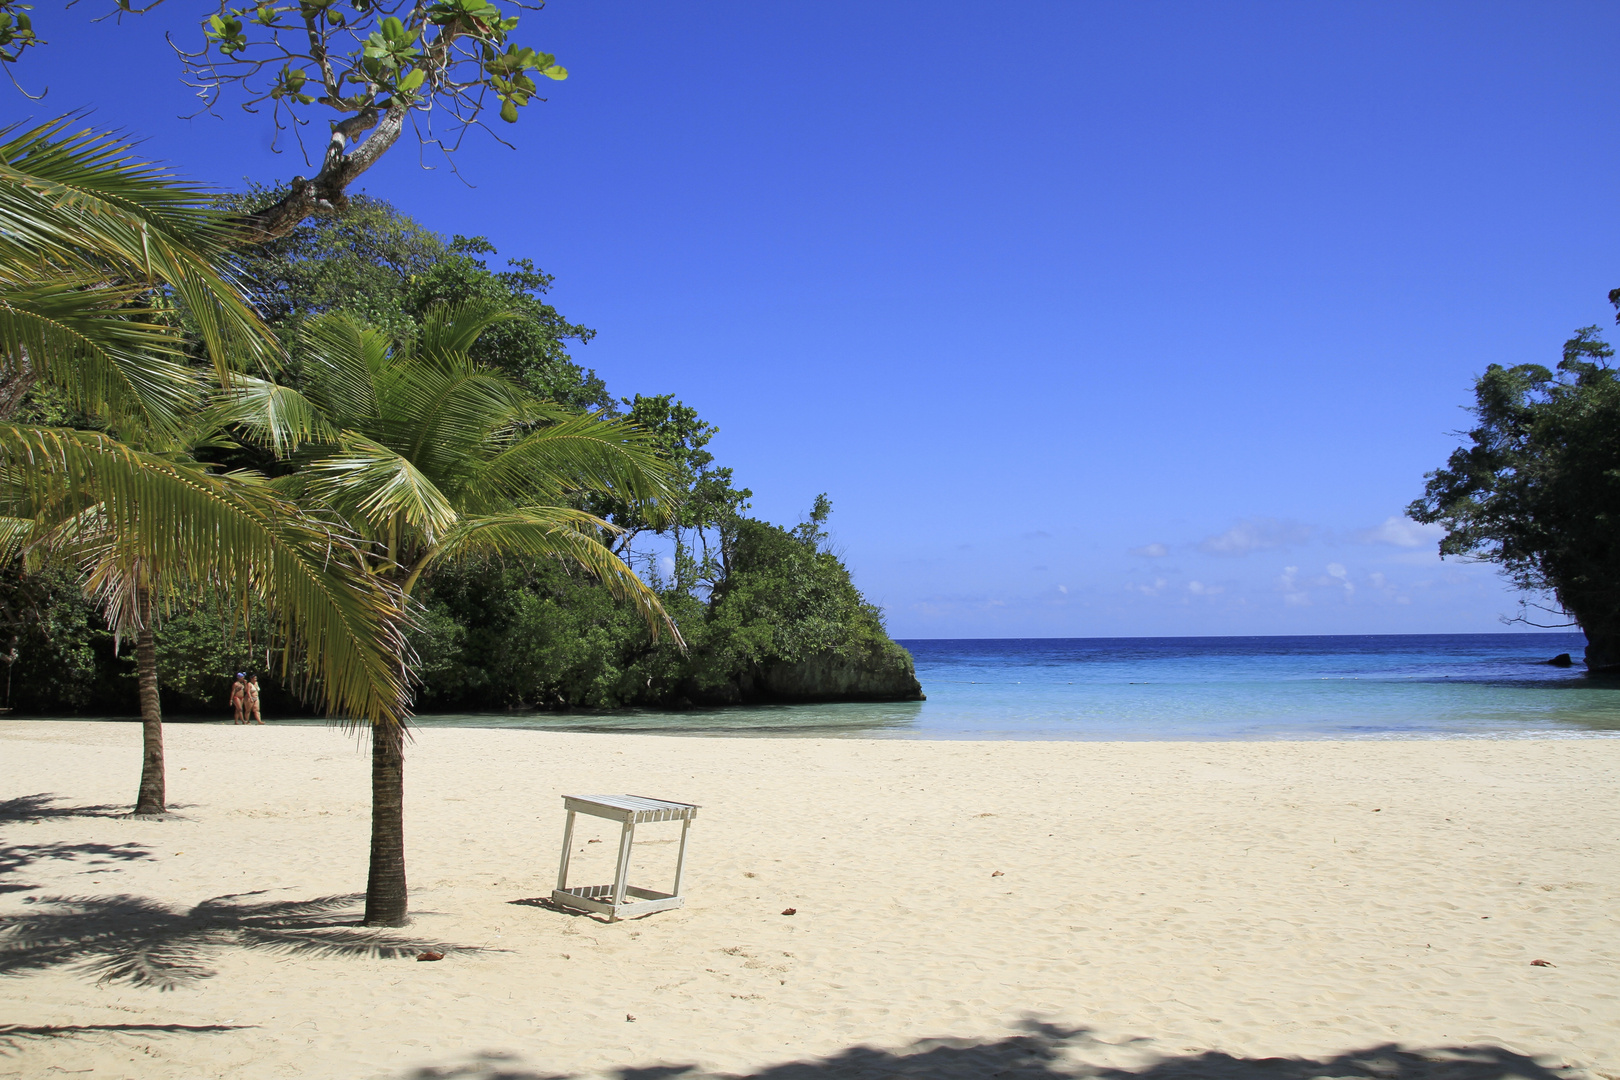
[781,908,797,916]
[416,951,444,962]
[1531,959,1555,967]
[991,871,1005,877]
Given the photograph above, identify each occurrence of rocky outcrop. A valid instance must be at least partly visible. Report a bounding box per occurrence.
[684,638,924,706]
[754,639,925,702]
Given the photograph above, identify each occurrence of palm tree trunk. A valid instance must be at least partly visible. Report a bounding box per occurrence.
[363,720,408,926]
[133,586,166,816]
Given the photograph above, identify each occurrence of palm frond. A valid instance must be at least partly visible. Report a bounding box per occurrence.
[413,300,518,366]
[0,424,409,724]
[299,313,384,425]
[0,120,276,387]
[432,508,679,643]
[468,411,674,512]
[0,514,32,564]
[0,277,200,426]
[302,434,458,545]
[208,376,338,457]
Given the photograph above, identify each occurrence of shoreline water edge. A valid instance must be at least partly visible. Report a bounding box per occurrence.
[7,632,1617,740]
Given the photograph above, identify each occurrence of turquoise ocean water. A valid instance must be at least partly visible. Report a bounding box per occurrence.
[23,634,1618,740]
[395,632,1620,740]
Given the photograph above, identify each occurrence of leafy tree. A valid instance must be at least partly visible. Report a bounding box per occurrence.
[245,302,675,924]
[0,0,566,240]
[216,190,609,409]
[0,557,110,712]
[1409,324,1620,672]
[590,393,753,591]
[690,500,913,700]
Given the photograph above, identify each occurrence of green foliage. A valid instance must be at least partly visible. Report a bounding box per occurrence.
[403,496,908,710]
[5,188,917,714]
[216,191,609,408]
[0,1,39,67]
[174,0,566,142]
[1410,323,1620,669]
[1,124,410,723]
[693,507,894,687]
[0,558,110,711]
[0,121,274,427]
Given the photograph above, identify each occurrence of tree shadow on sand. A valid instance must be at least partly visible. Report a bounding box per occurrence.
[0,794,129,823]
[0,891,478,990]
[395,1021,1586,1080]
[0,840,154,895]
[0,1022,253,1054]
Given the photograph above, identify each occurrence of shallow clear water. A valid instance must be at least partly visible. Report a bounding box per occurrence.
[395,632,1620,740]
[22,634,1616,740]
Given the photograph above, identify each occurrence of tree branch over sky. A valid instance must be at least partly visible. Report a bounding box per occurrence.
[0,0,565,240]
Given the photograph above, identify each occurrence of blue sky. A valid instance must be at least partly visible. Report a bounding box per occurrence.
[13,2,1618,638]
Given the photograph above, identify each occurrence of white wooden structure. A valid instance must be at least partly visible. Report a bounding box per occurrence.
[552,794,699,920]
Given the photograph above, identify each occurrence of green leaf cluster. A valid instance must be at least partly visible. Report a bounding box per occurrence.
[0,1,40,65]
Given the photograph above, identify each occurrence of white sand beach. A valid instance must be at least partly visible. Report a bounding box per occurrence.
[1,721,1618,1080]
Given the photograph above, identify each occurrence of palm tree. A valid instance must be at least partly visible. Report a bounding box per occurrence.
[0,122,410,814]
[238,304,680,925]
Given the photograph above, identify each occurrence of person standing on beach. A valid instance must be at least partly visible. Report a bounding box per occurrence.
[229,673,247,724]
[245,674,263,725]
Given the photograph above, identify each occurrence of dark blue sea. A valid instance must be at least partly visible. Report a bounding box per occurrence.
[401,632,1620,740]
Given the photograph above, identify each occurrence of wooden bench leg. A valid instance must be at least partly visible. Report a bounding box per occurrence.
[610,819,635,918]
[673,816,692,897]
[556,809,576,892]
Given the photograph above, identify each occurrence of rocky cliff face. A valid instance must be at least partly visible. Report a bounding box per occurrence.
[754,639,925,702]
[686,638,924,706]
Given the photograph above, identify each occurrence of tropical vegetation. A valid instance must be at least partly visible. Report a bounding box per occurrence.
[0,127,918,926]
[1410,319,1620,672]
[0,121,409,823]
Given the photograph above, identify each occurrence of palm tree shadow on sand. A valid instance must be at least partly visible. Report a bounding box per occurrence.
[0,839,154,895]
[0,891,478,990]
[0,794,130,823]
[393,1021,1586,1080]
[0,1022,253,1054]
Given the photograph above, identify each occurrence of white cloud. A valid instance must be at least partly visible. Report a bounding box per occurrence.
[1187,581,1224,596]
[1353,516,1445,548]
[1278,565,1309,606]
[1057,584,1068,594]
[1130,577,1168,596]
[1199,518,1313,556]
[1130,542,1169,558]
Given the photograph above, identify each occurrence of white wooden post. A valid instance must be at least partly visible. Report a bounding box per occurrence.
[556,808,576,891]
[611,819,635,915]
[672,816,692,896]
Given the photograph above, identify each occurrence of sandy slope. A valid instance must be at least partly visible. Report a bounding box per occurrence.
[1,721,1617,1080]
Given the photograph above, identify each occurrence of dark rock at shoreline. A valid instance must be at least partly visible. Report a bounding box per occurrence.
[684,638,925,706]
[1546,653,1574,667]
[755,640,926,703]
